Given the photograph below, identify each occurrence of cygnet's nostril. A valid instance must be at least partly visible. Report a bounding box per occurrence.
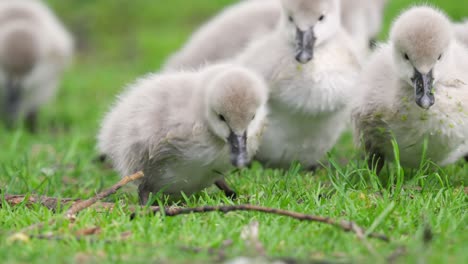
[295,52,313,64]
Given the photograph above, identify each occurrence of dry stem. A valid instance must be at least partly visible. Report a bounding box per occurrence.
[64,171,144,219]
[145,205,389,242]
[4,170,389,242]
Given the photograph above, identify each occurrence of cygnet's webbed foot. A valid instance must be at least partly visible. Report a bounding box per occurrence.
[215,179,237,200]
[367,152,385,175]
[464,155,468,162]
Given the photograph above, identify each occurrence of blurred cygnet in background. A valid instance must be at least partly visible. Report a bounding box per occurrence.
[163,0,388,70]
[0,0,73,131]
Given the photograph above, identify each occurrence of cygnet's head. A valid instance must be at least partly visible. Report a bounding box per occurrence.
[280,0,341,64]
[0,23,41,126]
[390,6,453,109]
[205,66,268,167]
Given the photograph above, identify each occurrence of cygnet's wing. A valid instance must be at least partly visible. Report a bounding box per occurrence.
[352,45,398,147]
[163,0,280,70]
[98,73,199,176]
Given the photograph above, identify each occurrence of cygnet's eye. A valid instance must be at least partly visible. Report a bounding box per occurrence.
[288,15,294,23]
[251,114,256,121]
[318,15,325,21]
[218,114,226,122]
[404,53,410,61]
[438,54,442,60]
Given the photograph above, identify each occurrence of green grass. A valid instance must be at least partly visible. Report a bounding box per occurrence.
[1,1,467,263]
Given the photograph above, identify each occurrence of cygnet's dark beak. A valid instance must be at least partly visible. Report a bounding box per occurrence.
[228,131,248,168]
[3,78,22,128]
[295,27,316,64]
[411,69,435,109]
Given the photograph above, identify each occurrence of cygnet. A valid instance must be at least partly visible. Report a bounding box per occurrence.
[163,0,280,71]
[353,6,468,173]
[0,0,73,131]
[98,64,268,204]
[235,0,361,169]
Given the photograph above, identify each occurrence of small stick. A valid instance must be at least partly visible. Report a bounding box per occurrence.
[145,205,389,242]
[17,171,143,233]
[3,195,142,213]
[3,194,80,210]
[65,171,144,219]
[4,170,388,242]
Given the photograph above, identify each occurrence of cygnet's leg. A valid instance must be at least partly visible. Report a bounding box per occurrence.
[25,109,38,133]
[138,183,153,205]
[93,154,108,163]
[367,152,385,175]
[215,178,237,199]
[4,79,22,129]
[365,142,385,175]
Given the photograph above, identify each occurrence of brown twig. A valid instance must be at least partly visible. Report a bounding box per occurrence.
[3,195,137,213]
[4,170,389,242]
[145,205,389,242]
[64,171,144,219]
[6,198,389,242]
[3,194,80,210]
[15,171,143,234]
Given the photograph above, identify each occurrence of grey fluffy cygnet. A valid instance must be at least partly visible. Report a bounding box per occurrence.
[98,64,268,204]
[0,0,73,131]
[163,0,388,71]
[353,6,468,173]
[163,0,280,71]
[236,0,361,169]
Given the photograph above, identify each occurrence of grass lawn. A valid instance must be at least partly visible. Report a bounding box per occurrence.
[0,0,467,263]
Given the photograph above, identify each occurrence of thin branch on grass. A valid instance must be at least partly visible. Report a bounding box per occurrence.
[3,195,137,213]
[6,197,389,242]
[4,170,389,242]
[65,171,144,219]
[16,171,143,234]
[144,205,389,242]
[3,194,80,210]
